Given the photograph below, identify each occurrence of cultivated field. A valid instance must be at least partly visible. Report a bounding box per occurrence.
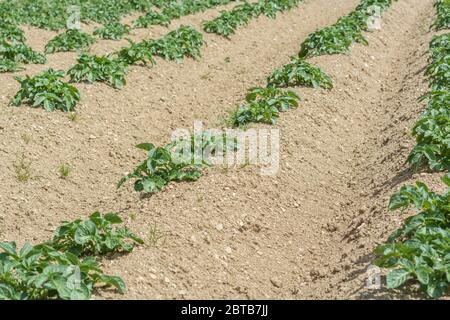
[0,0,448,300]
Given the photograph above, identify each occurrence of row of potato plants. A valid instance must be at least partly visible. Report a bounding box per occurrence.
[0,0,168,31]
[43,0,239,44]
[0,212,143,299]
[373,0,450,298]
[0,20,47,72]
[1,0,237,72]
[202,0,303,38]
[133,0,237,29]
[228,0,397,127]
[11,25,205,111]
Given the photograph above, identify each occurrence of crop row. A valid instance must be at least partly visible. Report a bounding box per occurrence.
[10,25,205,111]
[227,0,397,127]
[373,0,450,298]
[0,0,239,72]
[202,0,303,37]
[0,0,225,31]
[133,0,237,29]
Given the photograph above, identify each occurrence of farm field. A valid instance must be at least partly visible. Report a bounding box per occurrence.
[0,0,449,301]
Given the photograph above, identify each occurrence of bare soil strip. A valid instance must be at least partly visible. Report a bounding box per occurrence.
[0,0,441,299]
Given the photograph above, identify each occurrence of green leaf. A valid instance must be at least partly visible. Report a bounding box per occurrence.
[386,269,410,288]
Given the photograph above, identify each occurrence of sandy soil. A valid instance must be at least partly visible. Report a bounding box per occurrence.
[0,0,445,299]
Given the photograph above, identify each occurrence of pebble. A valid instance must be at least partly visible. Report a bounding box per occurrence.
[270,277,282,288]
[215,223,224,231]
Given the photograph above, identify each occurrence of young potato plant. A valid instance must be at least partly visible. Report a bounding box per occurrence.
[148,26,205,62]
[94,23,131,40]
[67,53,128,89]
[433,0,450,30]
[0,41,46,72]
[425,54,450,91]
[0,58,21,72]
[133,11,171,28]
[429,33,450,62]
[0,22,26,42]
[45,29,96,54]
[408,33,450,172]
[374,175,450,298]
[230,87,300,126]
[12,69,80,112]
[116,39,156,66]
[0,241,126,300]
[50,212,144,256]
[267,57,333,89]
[118,132,237,193]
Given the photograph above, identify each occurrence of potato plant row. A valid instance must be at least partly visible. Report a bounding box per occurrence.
[229,0,398,126]
[373,0,450,298]
[202,0,304,38]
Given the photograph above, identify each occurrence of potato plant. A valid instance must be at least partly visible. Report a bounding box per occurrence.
[230,87,300,126]
[0,210,142,300]
[118,132,237,194]
[267,57,333,89]
[0,22,25,43]
[45,29,96,54]
[50,212,144,256]
[148,26,205,62]
[94,23,131,40]
[433,0,450,30]
[116,39,156,66]
[374,175,450,298]
[0,242,126,300]
[12,69,80,112]
[133,11,172,28]
[67,53,128,89]
[0,41,46,72]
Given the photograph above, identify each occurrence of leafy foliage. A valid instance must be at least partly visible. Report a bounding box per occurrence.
[116,39,156,66]
[94,22,131,40]
[12,69,80,112]
[45,29,96,54]
[67,53,128,89]
[0,41,46,72]
[148,25,205,62]
[50,212,144,256]
[0,242,126,300]
[230,87,300,126]
[408,33,450,172]
[133,10,171,28]
[299,0,396,58]
[203,0,302,37]
[434,0,450,30]
[267,57,333,89]
[0,58,21,72]
[118,132,237,193]
[374,176,450,298]
[0,22,25,42]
